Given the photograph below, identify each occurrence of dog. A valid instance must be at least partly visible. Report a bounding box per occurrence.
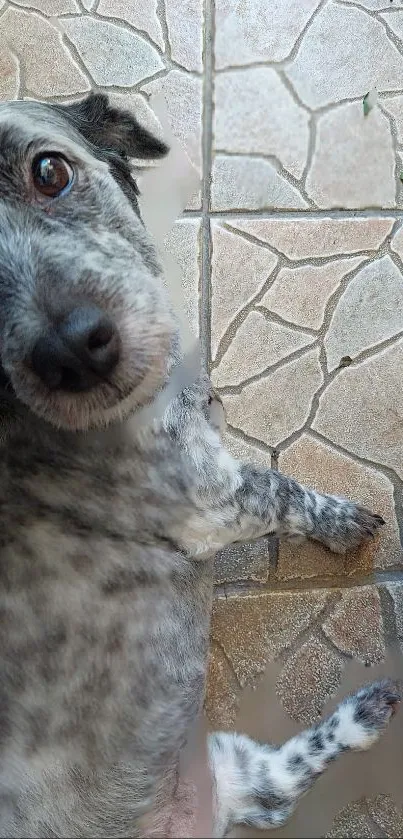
[0,93,399,838]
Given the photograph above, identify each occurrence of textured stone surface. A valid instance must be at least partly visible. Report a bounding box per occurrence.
[212,311,314,388]
[97,0,164,49]
[204,641,240,729]
[230,218,394,259]
[165,0,203,72]
[325,256,403,371]
[211,156,308,211]
[278,434,402,576]
[143,70,202,168]
[313,340,403,479]
[210,591,328,687]
[222,431,272,469]
[214,68,310,178]
[367,794,403,838]
[214,538,272,585]
[62,17,164,86]
[0,47,19,99]
[382,95,403,144]
[306,103,396,209]
[210,224,277,358]
[287,2,403,109]
[380,10,403,41]
[11,0,79,11]
[164,219,200,336]
[214,0,321,68]
[391,224,403,261]
[323,588,385,664]
[261,257,365,330]
[385,583,403,643]
[0,7,90,96]
[326,801,378,839]
[223,347,323,447]
[276,636,343,725]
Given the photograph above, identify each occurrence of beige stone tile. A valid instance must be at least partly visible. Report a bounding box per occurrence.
[62,16,164,87]
[384,583,403,643]
[211,155,308,211]
[367,794,403,838]
[325,256,403,371]
[382,94,403,143]
[306,103,396,209]
[163,219,200,337]
[0,7,90,97]
[210,224,277,358]
[210,590,328,687]
[223,347,323,447]
[391,223,403,261]
[261,257,365,331]
[143,70,202,209]
[286,1,403,109]
[313,340,403,479]
[322,587,385,664]
[214,538,272,585]
[214,0,321,68]
[326,801,378,839]
[229,218,394,260]
[0,47,19,100]
[222,430,272,469]
[380,10,403,41]
[11,0,79,11]
[165,0,203,72]
[276,635,343,725]
[214,68,309,178]
[97,0,164,50]
[278,434,402,574]
[205,641,240,730]
[212,311,315,388]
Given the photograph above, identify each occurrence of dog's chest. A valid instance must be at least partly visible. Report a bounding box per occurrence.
[0,435,212,794]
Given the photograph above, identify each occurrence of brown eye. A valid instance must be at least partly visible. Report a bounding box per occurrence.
[32,154,74,198]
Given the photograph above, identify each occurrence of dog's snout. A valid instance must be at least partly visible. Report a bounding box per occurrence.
[31,305,120,392]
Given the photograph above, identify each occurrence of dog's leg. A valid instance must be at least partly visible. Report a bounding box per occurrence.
[208,679,400,837]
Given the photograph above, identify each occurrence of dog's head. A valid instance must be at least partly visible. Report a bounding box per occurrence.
[0,93,176,431]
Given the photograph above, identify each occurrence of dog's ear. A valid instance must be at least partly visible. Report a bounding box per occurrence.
[57,93,168,161]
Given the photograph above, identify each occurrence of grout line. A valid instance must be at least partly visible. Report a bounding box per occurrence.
[184,208,403,219]
[214,567,403,598]
[200,0,214,371]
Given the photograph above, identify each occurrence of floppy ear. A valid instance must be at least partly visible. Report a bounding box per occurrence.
[56,92,168,161]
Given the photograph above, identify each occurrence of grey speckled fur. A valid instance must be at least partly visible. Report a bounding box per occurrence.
[0,94,399,838]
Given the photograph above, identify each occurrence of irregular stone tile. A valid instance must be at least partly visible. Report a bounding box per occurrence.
[313,340,403,480]
[211,591,328,687]
[384,583,403,642]
[214,68,309,178]
[213,312,315,388]
[277,636,343,725]
[391,224,403,261]
[367,794,403,838]
[287,1,403,109]
[223,347,323,447]
[12,0,79,11]
[81,0,95,8]
[306,103,395,209]
[261,257,365,331]
[204,641,240,729]
[143,70,202,171]
[211,155,308,211]
[164,219,200,336]
[211,224,277,358]
[278,434,401,575]
[340,0,398,7]
[323,588,385,665]
[382,95,403,143]
[165,0,202,72]
[62,17,164,87]
[0,8,90,97]
[326,801,378,839]
[0,47,19,100]
[97,0,164,50]
[380,10,403,41]
[230,218,394,260]
[325,256,403,371]
[214,538,272,585]
[214,0,321,68]
[222,431,272,469]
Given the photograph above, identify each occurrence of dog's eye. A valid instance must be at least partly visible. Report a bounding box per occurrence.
[32,154,74,198]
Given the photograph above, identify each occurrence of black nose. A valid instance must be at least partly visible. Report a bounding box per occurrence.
[31,306,120,392]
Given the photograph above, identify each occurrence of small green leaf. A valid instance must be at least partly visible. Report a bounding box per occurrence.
[363,92,370,116]
[400,171,403,183]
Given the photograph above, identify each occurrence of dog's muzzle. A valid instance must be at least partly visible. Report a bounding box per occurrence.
[30,304,120,392]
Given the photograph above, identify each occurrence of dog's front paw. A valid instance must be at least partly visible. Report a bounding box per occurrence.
[320,500,385,554]
[336,679,400,751]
